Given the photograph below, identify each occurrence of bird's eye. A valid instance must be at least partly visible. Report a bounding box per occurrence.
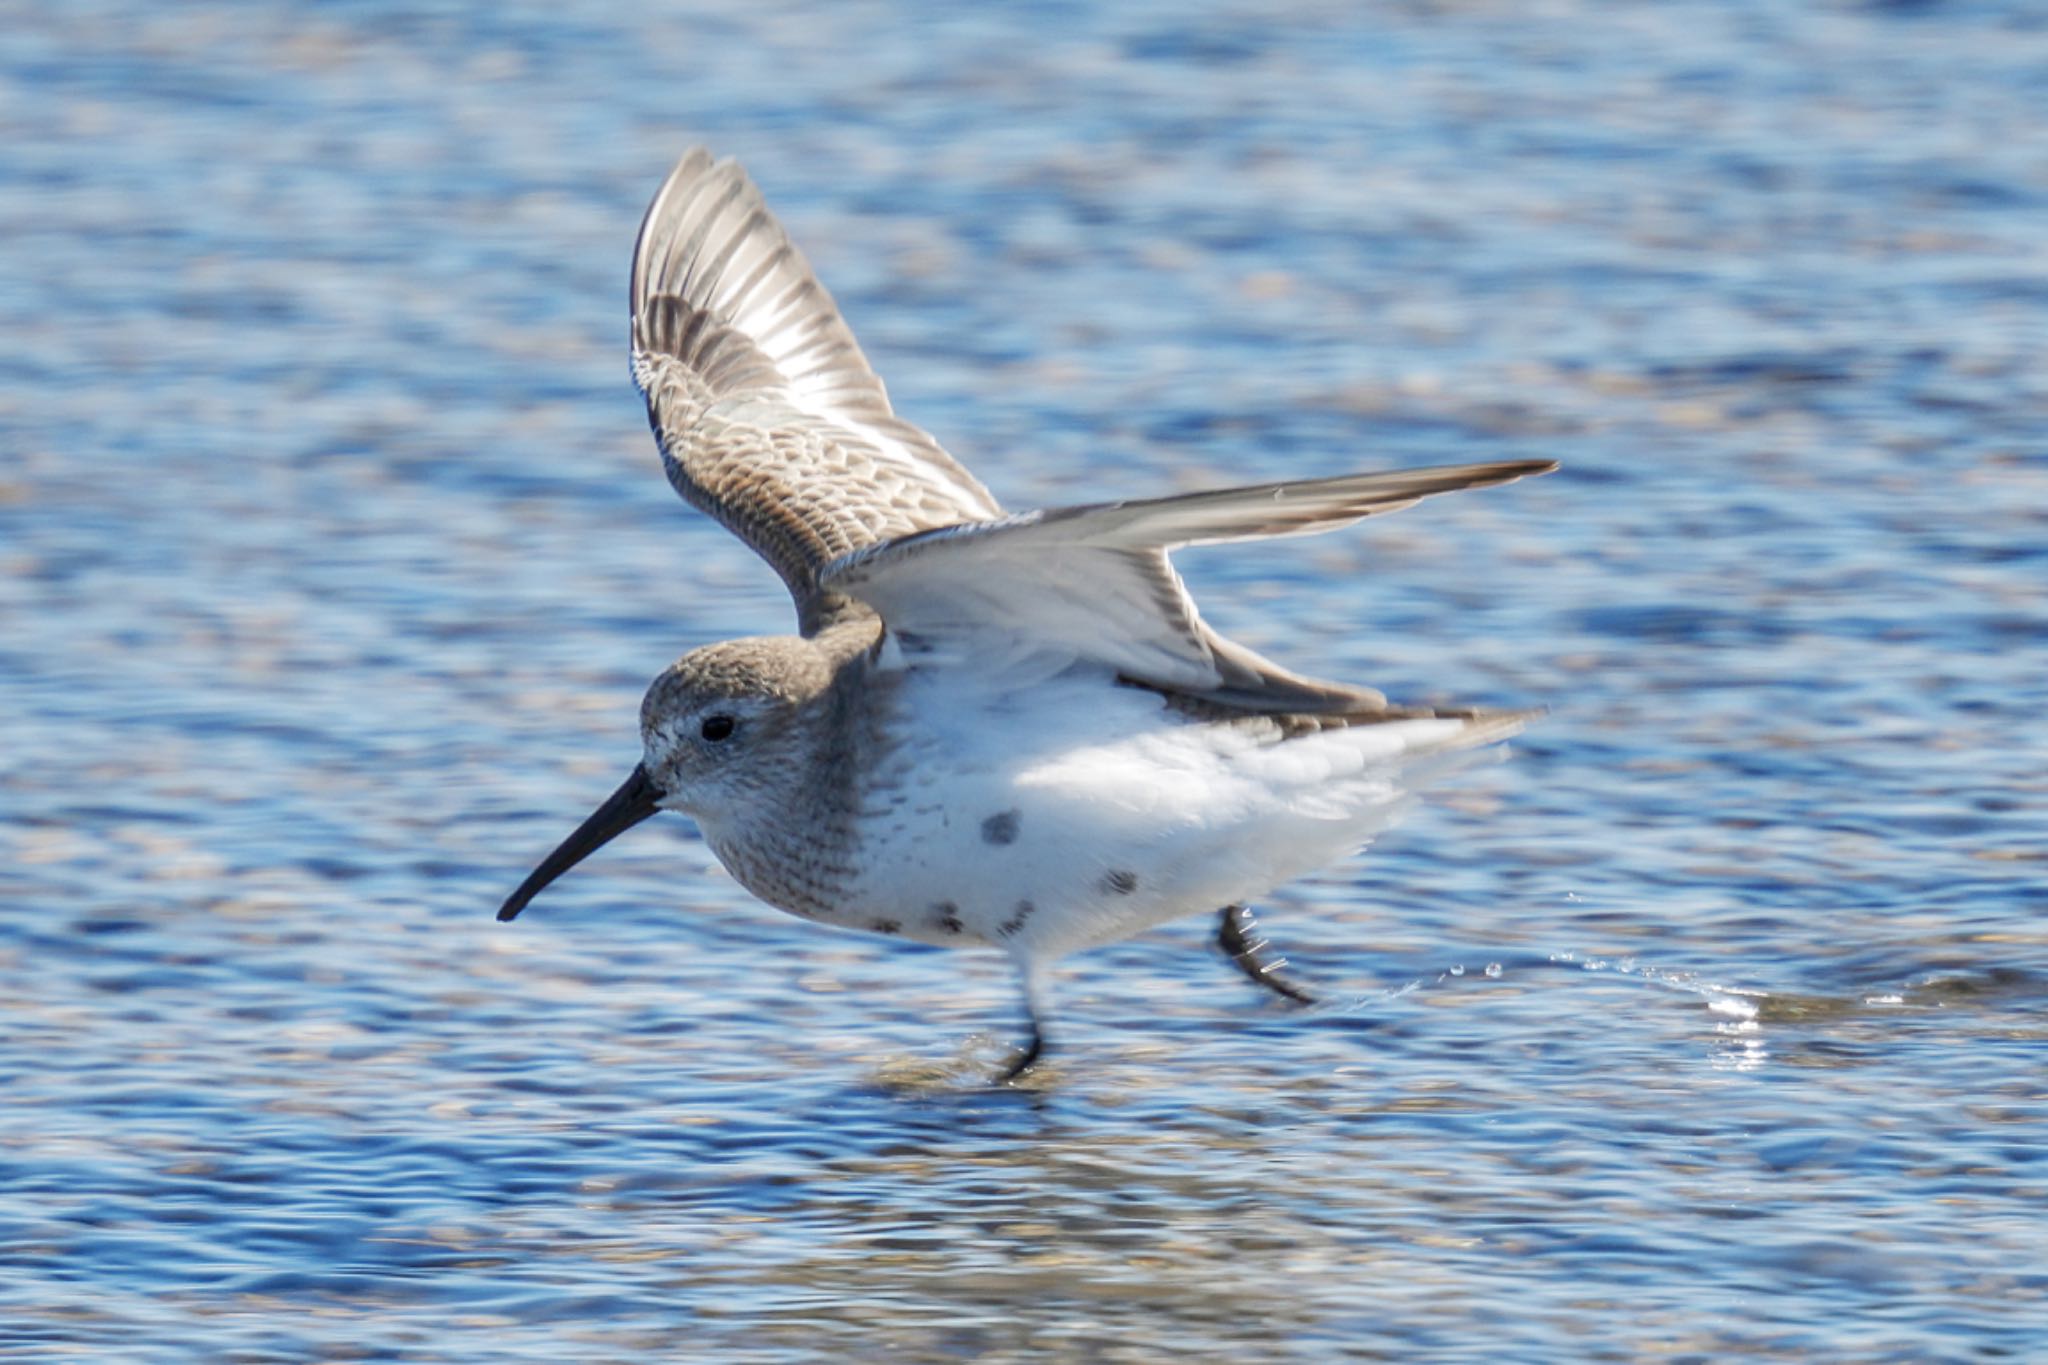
[699,715,737,742]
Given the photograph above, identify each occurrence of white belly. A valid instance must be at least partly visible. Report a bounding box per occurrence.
[833,671,1483,960]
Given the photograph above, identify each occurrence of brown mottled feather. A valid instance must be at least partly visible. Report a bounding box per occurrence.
[630,148,1000,633]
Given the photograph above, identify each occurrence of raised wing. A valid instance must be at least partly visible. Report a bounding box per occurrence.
[630,148,1001,632]
[822,460,1556,712]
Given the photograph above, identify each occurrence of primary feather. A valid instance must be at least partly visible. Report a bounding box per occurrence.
[822,460,1552,707]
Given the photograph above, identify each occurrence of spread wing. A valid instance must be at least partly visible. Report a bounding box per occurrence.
[630,148,1001,633]
[821,460,1557,712]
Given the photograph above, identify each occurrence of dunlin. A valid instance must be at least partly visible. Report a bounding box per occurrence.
[499,148,1552,1079]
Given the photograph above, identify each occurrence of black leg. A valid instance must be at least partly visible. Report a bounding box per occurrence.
[995,959,1052,1083]
[995,1022,1045,1083]
[1217,904,1317,1006]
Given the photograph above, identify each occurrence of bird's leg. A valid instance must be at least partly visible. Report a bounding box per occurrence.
[996,958,1052,1083]
[995,1022,1045,1084]
[1217,904,1318,1006]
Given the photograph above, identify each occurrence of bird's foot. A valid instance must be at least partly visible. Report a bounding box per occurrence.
[994,1023,1046,1084]
[1217,904,1318,1006]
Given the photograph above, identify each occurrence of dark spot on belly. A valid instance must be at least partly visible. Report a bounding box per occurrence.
[931,901,962,934]
[870,918,901,935]
[999,900,1035,937]
[980,810,1021,845]
[1102,869,1138,896]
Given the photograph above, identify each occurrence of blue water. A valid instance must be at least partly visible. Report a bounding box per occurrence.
[4,2,2046,1359]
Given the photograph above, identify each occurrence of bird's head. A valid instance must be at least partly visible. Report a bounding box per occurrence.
[497,636,832,921]
[637,637,834,818]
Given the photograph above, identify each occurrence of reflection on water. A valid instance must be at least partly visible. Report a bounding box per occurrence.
[5,0,2048,1358]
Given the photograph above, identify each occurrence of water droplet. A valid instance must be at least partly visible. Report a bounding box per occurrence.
[1484,962,1503,979]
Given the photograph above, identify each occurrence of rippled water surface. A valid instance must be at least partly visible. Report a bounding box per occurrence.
[5,2,2047,1359]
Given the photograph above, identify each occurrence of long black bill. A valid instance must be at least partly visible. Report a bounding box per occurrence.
[498,764,662,922]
